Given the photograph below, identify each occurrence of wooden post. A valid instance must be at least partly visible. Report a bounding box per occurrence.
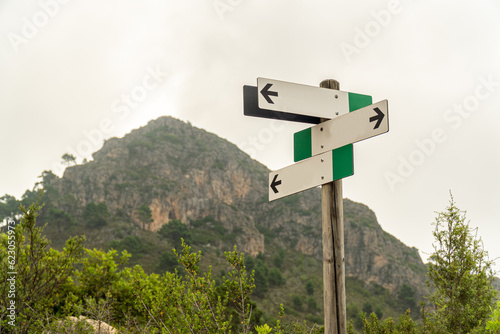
[320,79,347,334]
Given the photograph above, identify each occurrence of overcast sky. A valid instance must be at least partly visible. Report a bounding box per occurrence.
[1,0,500,272]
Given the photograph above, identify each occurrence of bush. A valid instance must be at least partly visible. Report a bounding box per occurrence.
[306,297,318,312]
[109,235,145,257]
[305,281,314,295]
[82,202,110,227]
[0,197,85,333]
[273,249,285,269]
[292,295,303,311]
[158,219,192,249]
[268,268,286,286]
[155,250,179,273]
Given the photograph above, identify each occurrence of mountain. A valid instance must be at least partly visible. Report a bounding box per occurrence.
[39,116,429,322]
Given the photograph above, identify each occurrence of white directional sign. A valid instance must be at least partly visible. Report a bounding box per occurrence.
[257,78,351,119]
[294,100,389,161]
[269,149,352,201]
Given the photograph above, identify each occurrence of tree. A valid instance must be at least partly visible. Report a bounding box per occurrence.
[306,280,315,295]
[425,194,497,333]
[397,283,417,313]
[46,207,74,233]
[292,295,303,310]
[0,196,85,333]
[268,268,285,286]
[61,153,77,166]
[155,251,179,273]
[83,202,110,227]
[38,170,57,187]
[252,259,269,297]
[158,219,192,249]
[137,204,153,230]
[0,195,20,219]
[272,249,285,269]
[306,296,318,312]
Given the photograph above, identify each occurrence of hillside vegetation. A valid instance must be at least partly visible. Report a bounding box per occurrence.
[1,116,498,333]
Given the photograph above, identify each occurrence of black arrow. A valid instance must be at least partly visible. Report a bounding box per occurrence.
[270,174,282,194]
[260,83,278,104]
[369,107,385,129]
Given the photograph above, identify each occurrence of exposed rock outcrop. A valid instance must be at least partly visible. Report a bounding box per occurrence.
[48,116,429,296]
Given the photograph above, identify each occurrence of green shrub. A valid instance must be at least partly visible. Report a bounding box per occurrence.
[82,202,110,227]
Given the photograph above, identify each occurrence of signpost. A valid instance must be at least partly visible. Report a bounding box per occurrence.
[294,100,389,161]
[268,146,353,201]
[242,77,389,334]
[244,79,372,124]
[244,85,322,124]
[257,77,350,119]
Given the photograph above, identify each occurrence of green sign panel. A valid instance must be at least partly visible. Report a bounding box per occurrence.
[294,92,372,162]
[332,144,354,180]
[269,147,354,201]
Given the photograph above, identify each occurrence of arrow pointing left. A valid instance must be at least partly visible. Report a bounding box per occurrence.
[260,83,278,104]
[270,174,282,193]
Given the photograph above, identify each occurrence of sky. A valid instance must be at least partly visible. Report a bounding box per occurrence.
[1,0,500,272]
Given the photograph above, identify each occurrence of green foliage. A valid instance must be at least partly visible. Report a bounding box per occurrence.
[109,236,145,257]
[357,310,419,334]
[292,295,303,311]
[0,196,85,333]
[5,192,499,333]
[485,301,500,333]
[425,194,497,333]
[397,283,416,313]
[73,248,131,300]
[37,316,95,334]
[306,296,318,312]
[253,258,269,297]
[305,280,314,295]
[155,250,179,273]
[62,153,77,165]
[273,249,285,269]
[128,241,262,333]
[348,303,363,329]
[137,204,153,230]
[268,268,286,286]
[82,202,110,227]
[245,255,255,272]
[255,304,287,334]
[1,200,280,333]
[46,207,74,232]
[0,194,20,218]
[39,170,57,187]
[158,219,192,249]
[256,323,273,334]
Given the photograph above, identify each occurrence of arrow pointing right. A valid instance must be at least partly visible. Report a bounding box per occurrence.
[293,100,389,161]
[260,83,278,104]
[270,174,282,193]
[369,107,385,130]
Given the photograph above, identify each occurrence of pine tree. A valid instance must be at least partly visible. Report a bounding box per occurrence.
[426,193,497,333]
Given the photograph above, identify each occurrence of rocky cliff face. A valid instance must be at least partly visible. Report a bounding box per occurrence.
[48,116,428,296]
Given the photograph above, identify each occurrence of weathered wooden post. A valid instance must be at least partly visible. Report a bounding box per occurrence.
[320,79,347,334]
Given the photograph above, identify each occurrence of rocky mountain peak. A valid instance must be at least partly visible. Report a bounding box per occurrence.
[48,116,428,297]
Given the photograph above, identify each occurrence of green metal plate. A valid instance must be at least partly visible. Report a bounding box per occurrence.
[332,144,354,180]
